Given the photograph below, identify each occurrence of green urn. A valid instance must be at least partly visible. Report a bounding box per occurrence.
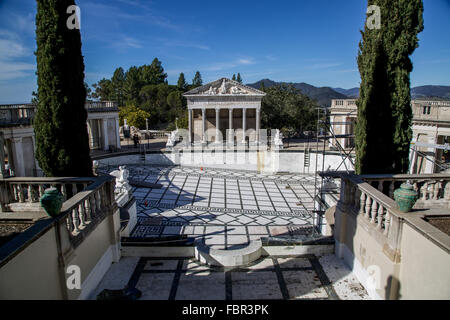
[393,183,418,213]
[40,187,64,217]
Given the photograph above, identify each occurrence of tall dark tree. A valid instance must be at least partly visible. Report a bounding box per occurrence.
[192,71,203,87]
[92,78,113,101]
[232,74,236,81]
[355,0,423,174]
[236,73,242,84]
[140,58,167,86]
[177,72,187,91]
[111,67,125,106]
[34,0,92,177]
[124,66,142,105]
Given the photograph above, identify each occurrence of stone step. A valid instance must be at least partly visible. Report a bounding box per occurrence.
[194,239,263,267]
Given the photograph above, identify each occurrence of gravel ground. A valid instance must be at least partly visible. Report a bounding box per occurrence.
[0,223,33,248]
[425,217,450,236]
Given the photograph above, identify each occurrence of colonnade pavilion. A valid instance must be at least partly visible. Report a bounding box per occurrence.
[183,78,266,145]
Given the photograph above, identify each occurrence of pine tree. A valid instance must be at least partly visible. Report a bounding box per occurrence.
[177,73,187,91]
[236,73,242,84]
[34,0,93,177]
[111,67,125,106]
[355,0,423,174]
[232,74,236,81]
[192,71,203,87]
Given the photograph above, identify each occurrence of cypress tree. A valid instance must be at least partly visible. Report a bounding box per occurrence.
[192,71,203,87]
[177,72,187,91]
[236,73,242,84]
[232,74,236,81]
[34,0,93,177]
[355,0,423,174]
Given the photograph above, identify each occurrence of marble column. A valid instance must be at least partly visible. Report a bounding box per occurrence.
[215,108,221,143]
[11,137,25,176]
[242,108,247,144]
[115,118,121,149]
[256,108,260,143]
[201,108,206,144]
[102,118,109,151]
[188,109,193,144]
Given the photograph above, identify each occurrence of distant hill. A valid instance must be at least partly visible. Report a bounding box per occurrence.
[332,87,360,98]
[247,79,347,107]
[333,85,450,100]
[411,86,450,100]
[247,80,450,106]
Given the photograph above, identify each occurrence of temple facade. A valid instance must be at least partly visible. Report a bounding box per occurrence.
[183,78,266,145]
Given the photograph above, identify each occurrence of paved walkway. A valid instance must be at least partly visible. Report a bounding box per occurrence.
[93,254,369,300]
[100,165,327,248]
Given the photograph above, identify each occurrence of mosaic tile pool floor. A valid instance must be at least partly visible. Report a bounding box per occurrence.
[100,165,324,248]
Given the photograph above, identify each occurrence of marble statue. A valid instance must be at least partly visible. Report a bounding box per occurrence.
[166,129,178,148]
[274,129,284,150]
[206,86,217,95]
[219,79,227,94]
[110,165,132,197]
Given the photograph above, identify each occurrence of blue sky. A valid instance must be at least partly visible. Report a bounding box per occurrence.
[0,0,449,103]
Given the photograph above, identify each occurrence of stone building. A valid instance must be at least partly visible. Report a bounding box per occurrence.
[183,78,266,145]
[329,98,450,173]
[0,101,120,176]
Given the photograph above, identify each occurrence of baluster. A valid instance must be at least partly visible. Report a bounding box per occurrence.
[444,182,450,200]
[89,195,96,216]
[78,203,86,229]
[378,181,384,193]
[66,215,73,233]
[359,192,366,214]
[18,185,25,203]
[365,196,372,219]
[12,184,19,201]
[389,182,395,198]
[84,198,92,222]
[27,185,33,203]
[421,183,428,200]
[72,207,80,234]
[96,190,101,210]
[384,211,391,236]
[371,200,378,224]
[377,205,384,230]
[434,182,441,200]
[39,185,45,198]
[72,184,77,196]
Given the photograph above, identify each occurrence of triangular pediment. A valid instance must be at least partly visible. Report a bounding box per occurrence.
[183,78,266,96]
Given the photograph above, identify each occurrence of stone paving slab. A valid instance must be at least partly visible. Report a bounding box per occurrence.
[93,254,370,300]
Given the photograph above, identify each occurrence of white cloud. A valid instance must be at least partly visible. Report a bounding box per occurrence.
[0,30,35,81]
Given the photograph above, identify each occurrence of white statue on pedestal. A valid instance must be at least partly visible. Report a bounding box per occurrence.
[165,129,178,148]
[274,129,284,150]
[110,166,131,198]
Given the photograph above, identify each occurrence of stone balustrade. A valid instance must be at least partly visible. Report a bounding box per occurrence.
[0,177,96,211]
[339,175,405,259]
[0,104,35,126]
[58,175,116,246]
[0,175,116,248]
[0,102,118,127]
[361,173,450,209]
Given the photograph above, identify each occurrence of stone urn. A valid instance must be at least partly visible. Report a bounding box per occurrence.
[40,187,64,217]
[393,183,418,213]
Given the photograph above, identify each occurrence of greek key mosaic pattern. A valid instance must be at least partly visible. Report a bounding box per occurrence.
[99,165,320,245]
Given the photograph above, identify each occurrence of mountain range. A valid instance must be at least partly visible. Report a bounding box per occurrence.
[246,79,450,107]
